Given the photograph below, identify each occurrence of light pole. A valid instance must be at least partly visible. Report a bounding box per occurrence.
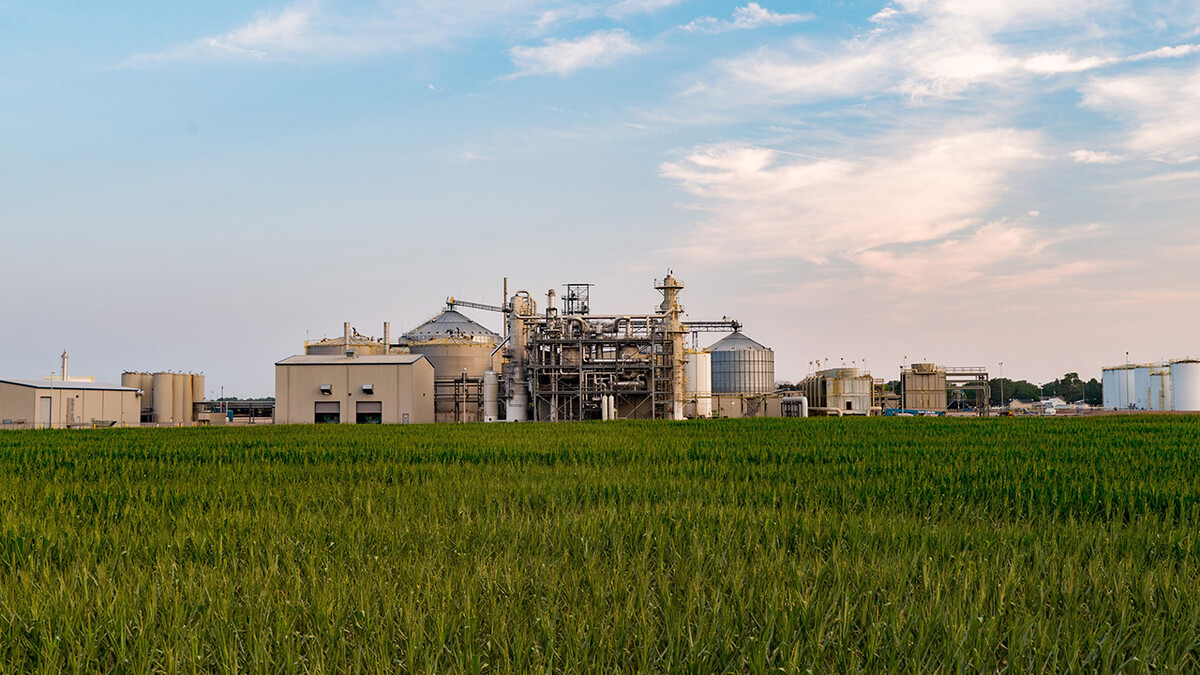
[999,362,1004,410]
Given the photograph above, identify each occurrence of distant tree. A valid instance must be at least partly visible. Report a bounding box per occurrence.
[989,378,1042,404]
[1084,378,1102,406]
[1043,373,1085,402]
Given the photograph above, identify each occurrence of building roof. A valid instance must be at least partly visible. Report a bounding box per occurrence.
[708,331,770,352]
[403,309,499,342]
[275,354,430,367]
[0,378,137,392]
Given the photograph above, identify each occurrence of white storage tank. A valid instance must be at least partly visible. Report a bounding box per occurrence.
[1133,366,1152,410]
[1170,360,1200,411]
[684,349,712,419]
[1102,366,1135,410]
[1149,368,1172,411]
[709,331,774,395]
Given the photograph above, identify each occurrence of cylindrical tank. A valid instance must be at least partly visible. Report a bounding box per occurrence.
[1133,366,1151,410]
[709,332,775,395]
[192,374,205,406]
[1170,360,1200,411]
[172,374,187,426]
[403,309,501,380]
[483,370,499,422]
[1149,369,1172,411]
[685,349,713,418]
[1102,366,1136,409]
[121,372,140,389]
[152,372,174,424]
[409,340,497,379]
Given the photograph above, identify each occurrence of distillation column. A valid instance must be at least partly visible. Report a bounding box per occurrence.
[657,273,687,421]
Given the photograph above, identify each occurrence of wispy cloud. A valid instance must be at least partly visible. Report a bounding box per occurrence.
[507,29,644,77]
[660,128,1043,265]
[681,3,813,35]
[607,0,688,19]
[1070,149,1125,164]
[693,1,1200,104]
[1082,64,1200,163]
[121,0,564,65]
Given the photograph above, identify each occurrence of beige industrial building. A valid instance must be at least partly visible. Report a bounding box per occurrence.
[0,378,141,429]
[902,363,948,411]
[274,354,434,425]
[799,368,874,414]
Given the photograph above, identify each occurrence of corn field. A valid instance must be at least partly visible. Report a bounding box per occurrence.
[0,417,1197,672]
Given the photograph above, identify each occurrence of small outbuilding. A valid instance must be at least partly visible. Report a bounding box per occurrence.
[274,354,435,425]
[0,378,141,429]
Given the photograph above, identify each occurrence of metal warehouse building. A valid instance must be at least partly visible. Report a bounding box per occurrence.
[0,378,141,429]
[274,354,435,425]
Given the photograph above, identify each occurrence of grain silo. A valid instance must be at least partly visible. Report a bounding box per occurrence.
[403,309,501,380]
[709,331,774,395]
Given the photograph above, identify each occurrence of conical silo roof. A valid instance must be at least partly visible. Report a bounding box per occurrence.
[403,309,500,342]
[709,331,770,352]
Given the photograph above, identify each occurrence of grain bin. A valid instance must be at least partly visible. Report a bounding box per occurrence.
[709,331,774,395]
[403,309,500,380]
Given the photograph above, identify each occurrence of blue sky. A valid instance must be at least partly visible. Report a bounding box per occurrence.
[2,0,1199,396]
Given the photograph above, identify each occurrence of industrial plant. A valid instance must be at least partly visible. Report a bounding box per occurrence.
[275,274,771,425]
[4,272,1199,429]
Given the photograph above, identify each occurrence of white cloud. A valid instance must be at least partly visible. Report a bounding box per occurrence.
[1023,53,1115,74]
[1082,65,1200,163]
[507,29,644,77]
[122,0,567,65]
[608,0,687,18]
[682,3,813,34]
[659,128,1043,263]
[694,0,1197,104]
[1129,43,1200,61]
[1070,149,1125,164]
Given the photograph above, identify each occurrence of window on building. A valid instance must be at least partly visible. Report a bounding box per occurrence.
[314,401,340,424]
[356,401,382,424]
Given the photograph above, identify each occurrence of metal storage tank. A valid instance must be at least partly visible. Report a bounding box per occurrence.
[685,349,712,418]
[709,331,775,395]
[403,309,501,380]
[192,374,205,406]
[1102,366,1135,409]
[1133,366,1152,410]
[1149,368,1172,411]
[152,372,174,424]
[172,374,187,425]
[1170,360,1200,411]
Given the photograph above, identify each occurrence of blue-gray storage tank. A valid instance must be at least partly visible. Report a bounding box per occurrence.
[709,331,775,394]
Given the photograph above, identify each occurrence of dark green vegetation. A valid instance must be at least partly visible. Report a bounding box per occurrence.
[1,418,1198,672]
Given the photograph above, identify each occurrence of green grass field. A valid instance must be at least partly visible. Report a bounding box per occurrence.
[0,417,1197,672]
